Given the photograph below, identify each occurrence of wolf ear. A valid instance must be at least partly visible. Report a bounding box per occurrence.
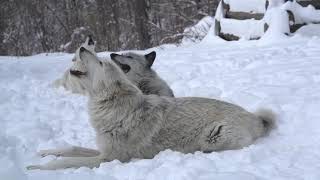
[111,58,131,73]
[110,53,120,61]
[145,51,156,68]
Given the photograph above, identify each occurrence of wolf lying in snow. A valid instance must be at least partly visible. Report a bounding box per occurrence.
[27,47,275,170]
[54,37,174,97]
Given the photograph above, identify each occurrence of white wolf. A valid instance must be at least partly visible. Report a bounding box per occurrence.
[54,37,174,97]
[27,47,275,170]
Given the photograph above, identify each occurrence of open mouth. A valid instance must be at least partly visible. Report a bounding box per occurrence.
[70,70,87,77]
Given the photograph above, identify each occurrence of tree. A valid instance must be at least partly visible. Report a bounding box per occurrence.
[0,0,220,56]
[133,0,151,49]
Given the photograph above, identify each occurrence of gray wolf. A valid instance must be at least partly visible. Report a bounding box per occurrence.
[27,47,275,170]
[54,37,174,97]
[110,51,174,97]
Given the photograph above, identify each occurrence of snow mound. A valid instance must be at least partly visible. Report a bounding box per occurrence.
[295,24,320,37]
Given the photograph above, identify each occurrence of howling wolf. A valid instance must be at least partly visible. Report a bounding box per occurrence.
[54,37,174,97]
[27,47,275,170]
[53,36,96,94]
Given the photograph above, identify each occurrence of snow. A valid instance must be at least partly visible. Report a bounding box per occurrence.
[220,18,265,40]
[215,1,224,21]
[214,1,266,40]
[1,32,320,180]
[261,7,290,42]
[283,1,320,24]
[295,24,320,37]
[215,0,320,41]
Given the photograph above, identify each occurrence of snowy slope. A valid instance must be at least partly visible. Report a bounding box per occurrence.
[1,27,320,180]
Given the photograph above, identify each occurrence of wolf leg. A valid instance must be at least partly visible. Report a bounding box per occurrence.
[38,146,100,157]
[26,155,106,170]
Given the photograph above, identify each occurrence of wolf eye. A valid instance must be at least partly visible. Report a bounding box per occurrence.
[99,61,103,66]
[72,58,76,62]
[119,64,131,73]
[126,56,133,59]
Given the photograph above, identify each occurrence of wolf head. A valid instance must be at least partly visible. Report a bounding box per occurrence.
[70,46,140,97]
[109,51,156,83]
[109,51,174,97]
[69,46,101,87]
[71,35,96,62]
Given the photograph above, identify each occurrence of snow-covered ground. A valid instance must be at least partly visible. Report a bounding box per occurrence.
[1,26,320,180]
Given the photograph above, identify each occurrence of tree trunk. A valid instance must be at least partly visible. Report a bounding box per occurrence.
[133,0,151,49]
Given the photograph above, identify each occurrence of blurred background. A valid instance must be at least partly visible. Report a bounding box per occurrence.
[0,0,219,56]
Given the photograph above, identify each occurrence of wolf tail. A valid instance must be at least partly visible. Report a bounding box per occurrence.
[255,108,276,136]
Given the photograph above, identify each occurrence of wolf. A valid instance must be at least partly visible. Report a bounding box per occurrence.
[27,47,275,170]
[54,37,174,97]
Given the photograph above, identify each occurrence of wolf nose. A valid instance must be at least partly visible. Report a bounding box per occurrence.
[80,47,86,52]
[110,53,119,60]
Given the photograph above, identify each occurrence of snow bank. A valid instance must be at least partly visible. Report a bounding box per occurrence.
[295,24,320,37]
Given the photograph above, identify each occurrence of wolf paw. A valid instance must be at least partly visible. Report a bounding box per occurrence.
[26,165,42,170]
[38,150,61,157]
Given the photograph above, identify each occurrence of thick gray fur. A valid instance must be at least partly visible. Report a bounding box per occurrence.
[27,48,275,170]
[110,51,174,97]
[54,38,174,97]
